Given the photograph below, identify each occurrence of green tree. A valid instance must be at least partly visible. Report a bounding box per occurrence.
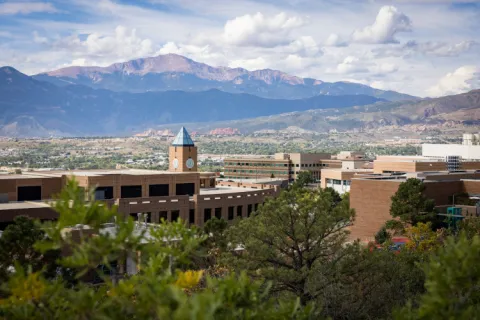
[295,171,314,187]
[203,217,228,250]
[323,187,342,207]
[0,180,318,319]
[395,234,480,319]
[319,244,425,319]
[374,226,391,244]
[390,178,436,226]
[0,216,61,283]
[225,187,354,305]
[458,217,480,239]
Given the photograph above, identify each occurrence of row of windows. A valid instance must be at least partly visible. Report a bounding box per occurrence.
[326,179,351,186]
[95,183,196,200]
[224,169,290,175]
[203,204,259,222]
[225,162,330,168]
[225,162,289,167]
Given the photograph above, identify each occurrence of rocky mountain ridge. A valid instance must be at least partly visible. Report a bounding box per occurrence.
[33,54,416,101]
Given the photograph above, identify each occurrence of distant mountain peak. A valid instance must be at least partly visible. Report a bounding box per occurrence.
[1,66,21,74]
[33,54,417,101]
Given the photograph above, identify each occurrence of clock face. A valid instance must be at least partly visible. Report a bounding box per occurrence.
[173,158,179,169]
[186,158,195,169]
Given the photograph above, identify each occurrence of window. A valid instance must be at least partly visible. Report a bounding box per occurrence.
[215,207,222,219]
[136,212,151,223]
[247,204,253,217]
[171,210,180,222]
[121,185,142,198]
[159,211,168,221]
[149,184,169,197]
[95,186,113,200]
[254,203,259,211]
[17,186,42,201]
[228,206,234,220]
[204,208,212,222]
[176,183,195,196]
[333,179,341,185]
[189,209,195,224]
[237,206,243,217]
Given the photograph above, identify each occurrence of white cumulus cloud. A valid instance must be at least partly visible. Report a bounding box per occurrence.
[286,36,322,57]
[0,2,58,15]
[53,26,155,66]
[427,65,480,97]
[324,34,348,47]
[157,41,227,66]
[352,6,412,44]
[229,57,268,70]
[223,12,305,47]
[326,56,369,74]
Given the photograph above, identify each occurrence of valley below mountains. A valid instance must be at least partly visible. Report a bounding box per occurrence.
[0,54,479,137]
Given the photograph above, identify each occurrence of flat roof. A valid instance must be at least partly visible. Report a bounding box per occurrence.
[0,172,65,179]
[0,169,200,179]
[224,158,288,162]
[199,186,266,195]
[66,169,197,176]
[0,201,51,210]
[321,168,373,172]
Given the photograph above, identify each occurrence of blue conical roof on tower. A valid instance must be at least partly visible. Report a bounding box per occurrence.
[172,127,195,146]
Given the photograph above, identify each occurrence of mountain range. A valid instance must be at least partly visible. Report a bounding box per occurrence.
[0,66,384,136]
[146,89,480,134]
[33,54,416,101]
[0,53,478,137]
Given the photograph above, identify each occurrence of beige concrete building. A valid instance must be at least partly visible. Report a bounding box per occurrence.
[224,152,354,182]
[374,155,480,174]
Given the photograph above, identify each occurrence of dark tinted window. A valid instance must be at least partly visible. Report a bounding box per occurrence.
[159,211,168,221]
[228,207,234,220]
[189,209,195,224]
[247,204,253,217]
[95,186,113,200]
[121,185,142,198]
[17,186,41,201]
[149,184,169,197]
[237,206,243,217]
[204,208,212,222]
[215,207,222,219]
[171,210,180,222]
[176,183,195,196]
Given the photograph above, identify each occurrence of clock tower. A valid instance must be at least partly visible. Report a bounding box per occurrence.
[169,127,198,172]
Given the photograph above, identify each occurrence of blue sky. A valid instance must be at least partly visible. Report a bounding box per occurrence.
[0,0,479,97]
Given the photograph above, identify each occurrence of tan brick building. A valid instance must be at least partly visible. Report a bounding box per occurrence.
[349,172,480,241]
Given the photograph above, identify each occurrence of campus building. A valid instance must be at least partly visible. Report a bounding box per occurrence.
[223,151,368,182]
[320,151,480,240]
[0,128,281,229]
[349,171,480,241]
